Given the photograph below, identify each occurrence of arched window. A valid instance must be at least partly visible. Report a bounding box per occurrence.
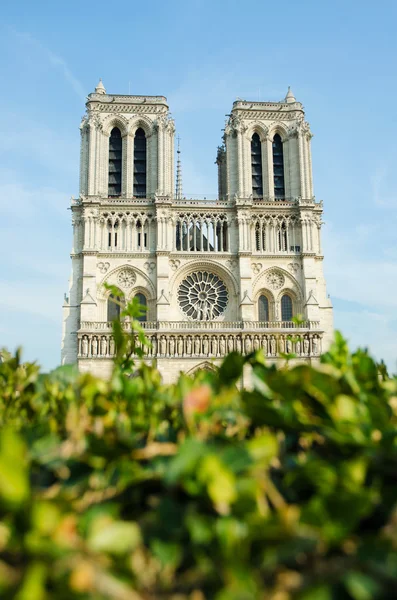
[281,294,293,321]
[107,294,122,321]
[108,128,122,197]
[258,295,269,322]
[251,133,263,199]
[278,221,287,252]
[134,293,147,322]
[134,128,147,197]
[272,134,285,199]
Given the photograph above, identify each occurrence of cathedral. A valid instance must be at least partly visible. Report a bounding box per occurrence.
[61,80,333,383]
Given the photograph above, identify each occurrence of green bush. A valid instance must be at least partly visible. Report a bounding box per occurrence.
[0,327,397,599]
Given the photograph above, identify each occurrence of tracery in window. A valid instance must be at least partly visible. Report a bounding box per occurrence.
[178,272,228,320]
[258,294,269,322]
[107,294,122,321]
[134,292,147,322]
[255,221,266,251]
[175,214,228,252]
[281,294,293,321]
[272,134,285,199]
[251,133,263,199]
[134,128,147,198]
[108,128,122,197]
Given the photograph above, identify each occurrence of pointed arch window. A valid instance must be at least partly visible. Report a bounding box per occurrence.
[107,294,122,322]
[258,295,269,322]
[134,293,147,322]
[108,128,122,197]
[134,128,147,198]
[251,133,263,198]
[272,134,285,199]
[281,294,293,321]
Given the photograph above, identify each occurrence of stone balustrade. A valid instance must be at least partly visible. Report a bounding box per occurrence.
[78,331,321,360]
[79,320,321,332]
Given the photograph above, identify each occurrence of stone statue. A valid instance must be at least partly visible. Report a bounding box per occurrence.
[186,336,192,355]
[236,336,242,354]
[279,337,285,354]
[160,336,167,356]
[203,336,209,355]
[286,338,292,354]
[228,336,234,353]
[101,336,107,356]
[270,336,276,356]
[244,336,252,354]
[296,338,301,355]
[253,335,260,352]
[92,336,98,356]
[177,336,184,356]
[261,336,268,355]
[312,336,319,355]
[211,336,218,356]
[219,336,226,355]
[82,336,88,356]
[151,336,157,356]
[304,337,310,355]
[169,336,175,356]
[109,337,115,355]
[194,336,201,355]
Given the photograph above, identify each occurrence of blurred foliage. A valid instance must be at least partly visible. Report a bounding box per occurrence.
[0,322,397,599]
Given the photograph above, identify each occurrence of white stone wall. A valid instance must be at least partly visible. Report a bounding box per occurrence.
[61,86,334,381]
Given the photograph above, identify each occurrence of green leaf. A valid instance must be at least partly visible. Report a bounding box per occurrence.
[15,562,47,600]
[218,352,244,386]
[198,455,237,514]
[0,429,29,507]
[344,572,380,600]
[88,520,141,555]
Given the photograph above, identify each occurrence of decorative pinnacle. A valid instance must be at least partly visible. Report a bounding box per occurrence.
[95,79,106,94]
[285,86,296,103]
[176,135,183,200]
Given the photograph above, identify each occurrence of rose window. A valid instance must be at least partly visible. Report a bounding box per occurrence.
[265,270,284,289]
[117,269,136,288]
[178,272,228,320]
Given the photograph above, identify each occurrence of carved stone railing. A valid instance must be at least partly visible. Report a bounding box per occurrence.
[77,331,322,360]
[79,320,321,332]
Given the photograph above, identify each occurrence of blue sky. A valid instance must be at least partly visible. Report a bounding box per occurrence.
[1,0,396,372]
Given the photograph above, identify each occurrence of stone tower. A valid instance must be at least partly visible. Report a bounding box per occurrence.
[61,82,333,383]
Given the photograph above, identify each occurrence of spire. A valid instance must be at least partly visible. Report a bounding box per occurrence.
[95,79,106,95]
[285,86,296,103]
[176,135,183,200]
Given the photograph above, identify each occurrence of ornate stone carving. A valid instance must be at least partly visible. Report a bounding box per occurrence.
[265,270,285,290]
[287,262,299,274]
[98,262,110,274]
[252,262,262,274]
[144,261,156,273]
[169,259,180,271]
[226,259,238,270]
[117,269,136,288]
[178,272,228,321]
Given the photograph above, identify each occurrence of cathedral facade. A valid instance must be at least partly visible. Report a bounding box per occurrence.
[61,81,333,383]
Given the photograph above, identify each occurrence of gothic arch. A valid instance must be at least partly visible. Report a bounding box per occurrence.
[186,361,218,376]
[267,122,288,143]
[97,264,156,301]
[245,123,268,142]
[102,115,129,137]
[169,260,239,322]
[253,288,275,321]
[169,259,240,299]
[129,116,153,137]
[276,288,302,320]
[252,267,302,302]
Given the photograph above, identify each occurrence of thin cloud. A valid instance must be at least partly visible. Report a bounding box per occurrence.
[9,27,86,101]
